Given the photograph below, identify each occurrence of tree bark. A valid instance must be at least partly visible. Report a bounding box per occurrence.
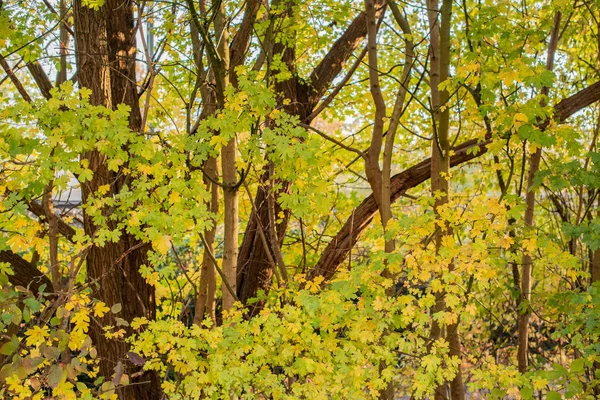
[0,251,52,295]
[194,156,219,325]
[73,1,159,398]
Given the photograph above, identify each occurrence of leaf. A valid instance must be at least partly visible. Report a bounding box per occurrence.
[43,346,61,360]
[111,303,122,314]
[570,358,584,373]
[0,337,18,355]
[152,235,171,255]
[112,361,124,385]
[546,391,561,400]
[47,365,64,388]
[94,301,110,318]
[126,351,146,366]
[520,385,533,399]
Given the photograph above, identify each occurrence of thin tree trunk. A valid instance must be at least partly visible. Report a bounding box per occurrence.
[57,0,69,85]
[212,0,237,312]
[194,156,219,325]
[593,239,600,284]
[363,1,394,397]
[517,11,561,374]
[427,0,464,397]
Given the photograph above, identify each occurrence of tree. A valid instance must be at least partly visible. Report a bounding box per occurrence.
[1,0,600,399]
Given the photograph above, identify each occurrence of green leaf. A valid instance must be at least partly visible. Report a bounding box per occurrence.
[47,364,64,388]
[520,385,534,399]
[569,358,584,373]
[0,336,18,355]
[546,391,561,400]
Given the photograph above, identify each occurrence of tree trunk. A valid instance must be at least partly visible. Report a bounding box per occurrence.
[517,11,561,374]
[427,0,465,397]
[194,156,219,324]
[73,1,160,398]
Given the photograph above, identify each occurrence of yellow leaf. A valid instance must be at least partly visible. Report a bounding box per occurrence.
[513,112,529,128]
[131,317,148,330]
[97,185,110,195]
[7,235,27,252]
[523,238,536,254]
[499,70,519,86]
[169,191,181,204]
[25,326,49,346]
[152,235,171,255]
[138,164,152,175]
[465,303,477,316]
[514,113,528,123]
[500,235,514,249]
[93,301,110,318]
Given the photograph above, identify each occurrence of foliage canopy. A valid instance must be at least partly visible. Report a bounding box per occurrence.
[1,0,600,398]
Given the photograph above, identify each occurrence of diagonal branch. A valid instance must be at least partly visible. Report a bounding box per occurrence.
[229,0,261,70]
[0,250,53,295]
[306,0,385,112]
[0,55,32,102]
[27,199,76,241]
[308,79,600,282]
[26,61,54,99]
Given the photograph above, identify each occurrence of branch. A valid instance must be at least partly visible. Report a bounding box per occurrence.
[0,250,53,295]
[553,80,600,122]
[229,0,261,70]
[0,56,54,101]
[28,199,76,241]
[306,0,385,112]
[0,55,32,102]
[308,79,600,282]
[299,122,365,156]
[26,61,54,99]
[307,44,367,121]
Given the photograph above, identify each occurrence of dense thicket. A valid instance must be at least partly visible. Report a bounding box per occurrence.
[1,0,600,399]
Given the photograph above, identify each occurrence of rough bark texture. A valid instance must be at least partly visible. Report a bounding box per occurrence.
[73,1,159,398]
[105,0,142,130]
[0,251,52,295]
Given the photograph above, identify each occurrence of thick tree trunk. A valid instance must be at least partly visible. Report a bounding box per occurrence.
[73,1,159,398]
[105,0,142,130]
